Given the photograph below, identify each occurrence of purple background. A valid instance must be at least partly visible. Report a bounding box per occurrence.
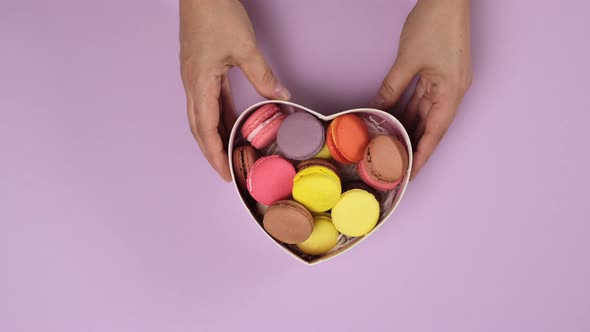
[1,0,589,331]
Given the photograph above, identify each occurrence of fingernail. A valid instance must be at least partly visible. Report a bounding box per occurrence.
[370,96,385,109]
[218,171,231,183]
[274,84,291,100]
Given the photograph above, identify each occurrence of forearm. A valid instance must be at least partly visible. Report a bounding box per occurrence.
[416,0,470,16]
[418,0,469,7]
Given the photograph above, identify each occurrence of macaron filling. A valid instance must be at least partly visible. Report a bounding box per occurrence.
[327,127,349,163]
[246,111,284,142]
[238,149,249,182]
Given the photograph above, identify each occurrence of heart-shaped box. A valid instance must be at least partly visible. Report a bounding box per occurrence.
[228,100,413,265]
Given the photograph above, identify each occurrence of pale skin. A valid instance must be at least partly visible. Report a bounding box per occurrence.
[180,0,472,182]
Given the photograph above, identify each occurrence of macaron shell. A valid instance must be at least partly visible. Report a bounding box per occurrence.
[326,125,349,164]
[292,166,342,212]
[247,155,296,205]
[250,112,286,149]
[332,189,380,237]
[296,158,338,174]
[240,103,280,138]
[365,135,408,182]
[277,112,325,160]
[327,115,370,164]
[296,216,340,255]
[232,145,258,189]
[263,200,314,244]
[358,158,400,191]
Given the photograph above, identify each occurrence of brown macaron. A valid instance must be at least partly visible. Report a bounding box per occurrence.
[263,200,314,244]
[358,135,409,191]
[232,145,258,189]
[296,158,338,175]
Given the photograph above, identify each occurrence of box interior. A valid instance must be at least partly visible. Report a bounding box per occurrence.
[230,102,411,265]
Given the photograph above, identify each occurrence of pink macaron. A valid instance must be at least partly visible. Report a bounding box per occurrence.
[247,155,296,205]
[241,104,286,149]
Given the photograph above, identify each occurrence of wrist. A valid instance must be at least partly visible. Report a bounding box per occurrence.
[416,0,470,19]
[417,0,470,8]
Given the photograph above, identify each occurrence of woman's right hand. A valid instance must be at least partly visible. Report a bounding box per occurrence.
[180,0,290,181]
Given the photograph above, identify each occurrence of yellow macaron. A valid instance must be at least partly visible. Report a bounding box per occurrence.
[297,214,340,255]
[313,143,332,160]
[331,189,380,237]
[292,165,341,212]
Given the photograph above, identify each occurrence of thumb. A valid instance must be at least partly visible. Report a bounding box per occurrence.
[238,48,290,100]
[372,57,418,110]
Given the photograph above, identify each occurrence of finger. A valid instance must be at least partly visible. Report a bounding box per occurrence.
[401,78,431,150]
[191,75,233,182]
[187,95,227,181]
[237,48,290,100]
[410,101,457,180]
[371,57,419,110]
[400,91,426,143]
[400,77,427,129]
[217,75,237,153]
[412,95,433,145]
[217,99,229,152]
[220,74,238,134]
[186,93,202,144]
[413,117,427,150]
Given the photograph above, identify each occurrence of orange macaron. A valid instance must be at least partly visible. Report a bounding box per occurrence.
[326,114,370,164]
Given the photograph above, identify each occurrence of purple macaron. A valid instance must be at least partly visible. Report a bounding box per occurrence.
[277,112,325,160]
